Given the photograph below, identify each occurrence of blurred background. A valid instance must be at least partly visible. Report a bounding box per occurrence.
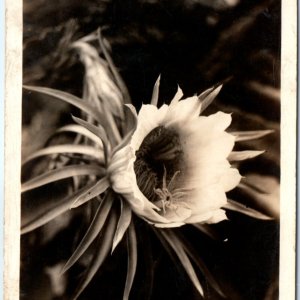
[22,0,280,299]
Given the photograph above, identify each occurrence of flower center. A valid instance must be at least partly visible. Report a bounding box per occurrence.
[134,126,183,202]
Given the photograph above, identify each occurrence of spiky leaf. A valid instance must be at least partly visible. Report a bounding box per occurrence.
[21,165,105,193]
[23,85,103,122]
[62,192,114,273]
[123,222,137,300]
[73,205,118,299]
[112,200,132,252]
[22,144,104,166]
[159,229,204,296]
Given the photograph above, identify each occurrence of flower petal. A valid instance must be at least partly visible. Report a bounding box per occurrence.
[219,168,242,192]
[130,104,168,149]
[231,130,274,142]
[170,85,183,105]
[111,84,267,228]
[159,205,192,225]
[228,150,265,161]
[150,75,160,106]
[199,84,222,113]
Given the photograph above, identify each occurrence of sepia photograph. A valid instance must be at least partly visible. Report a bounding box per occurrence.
[4,0,297,299]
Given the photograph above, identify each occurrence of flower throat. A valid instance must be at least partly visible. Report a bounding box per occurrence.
[134,126,183,202]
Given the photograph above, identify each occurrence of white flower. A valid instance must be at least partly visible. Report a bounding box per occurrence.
[22,78,270,300]
[109,87,242,227]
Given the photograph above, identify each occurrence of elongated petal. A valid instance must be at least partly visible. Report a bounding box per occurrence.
[23,85,103,122]
[170,85,183,104]
[166,96,201,124]
[231,130,274,142]
[150,75,160,106]
[123,222,137,300]
[199,84,222,113]
[21,182,95,234]
[112,200,132,252]
[154,221,185,228]
[73,206,118,299]
[72,116,109,153]
[22,145,104,166]
[62,192,114,273]
[71,177,110,208]
[21,165,105,193]
[159,230,204,296]
[228,150,265,161]
[224,199,273,220]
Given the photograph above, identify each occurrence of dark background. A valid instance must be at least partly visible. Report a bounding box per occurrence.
[21,0,280,299]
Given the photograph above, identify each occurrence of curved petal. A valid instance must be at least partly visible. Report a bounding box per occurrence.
[219,168,242,192]
[108,85,266,227]
[130,104,168,150]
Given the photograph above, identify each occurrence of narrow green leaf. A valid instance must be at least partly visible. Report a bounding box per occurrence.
[159,229,204,296]
[111,128,134,156]
[150,75,160,106]
[62,192,114,273]
[228,150,265,161]
[73,205,118,299]
[56,124,103,146]
[112,200,132,252]
[71,177,110,208]
[224,199,273,220]
[101,105,122,144]
[21,165,105,193]
[152,228,178,262]
[23,85,103,122]
[22,145,104,166]
[72,115,110,159]
[231,130,274,142]
[123,222,137,300]
[72,116,109,147]
[113,106,137,153]
[21,182,95,234]
[199,84,222,113]
[122,104,137,134]
[178,233,225,297]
